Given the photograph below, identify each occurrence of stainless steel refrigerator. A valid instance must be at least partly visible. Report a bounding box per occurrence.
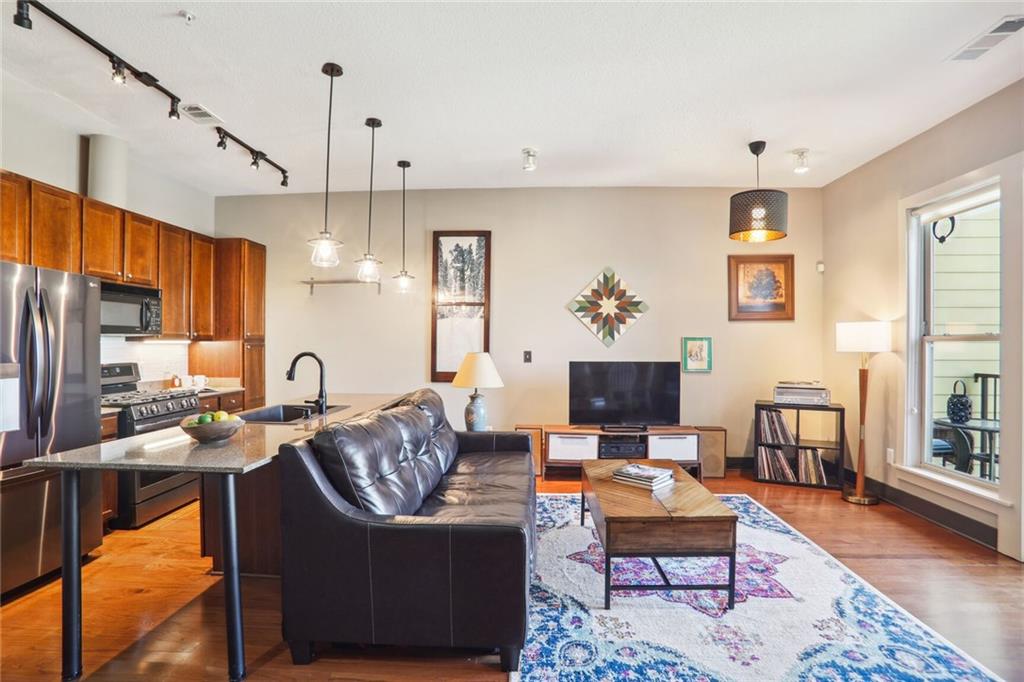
[1,261,102,595]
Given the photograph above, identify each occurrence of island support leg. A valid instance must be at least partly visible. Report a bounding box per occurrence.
[61,469,82,681]
[220,473,246,681]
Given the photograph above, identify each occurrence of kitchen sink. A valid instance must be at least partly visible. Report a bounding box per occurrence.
[240,403,348,424]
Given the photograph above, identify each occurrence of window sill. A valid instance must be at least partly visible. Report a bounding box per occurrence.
[891,463,1013,509]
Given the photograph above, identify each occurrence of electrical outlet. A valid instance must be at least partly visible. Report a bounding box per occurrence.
[886,447,895,465]
[523,350,532,363]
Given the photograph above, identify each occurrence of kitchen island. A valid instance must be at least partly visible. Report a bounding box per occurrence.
[25,392,397,682]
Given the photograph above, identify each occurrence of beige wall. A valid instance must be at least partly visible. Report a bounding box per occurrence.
[821,80,1023,558]
[216,186,825,457]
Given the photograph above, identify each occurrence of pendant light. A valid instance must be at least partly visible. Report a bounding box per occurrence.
[394,160,414,292]
[308,62,344,268]
[355,117,383,283]
[729,141,788,242]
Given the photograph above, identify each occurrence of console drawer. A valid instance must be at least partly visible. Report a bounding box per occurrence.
[648,434,698,461]
[548,434,598,461]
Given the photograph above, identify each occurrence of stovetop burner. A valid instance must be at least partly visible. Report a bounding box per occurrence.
[101,387,200,407]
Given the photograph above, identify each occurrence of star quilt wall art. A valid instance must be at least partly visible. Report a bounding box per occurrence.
[567,267,649,347]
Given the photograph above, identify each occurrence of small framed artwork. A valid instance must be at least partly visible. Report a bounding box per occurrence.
[431,231,491,382]
[682,337,713,372]
[728,254,794,321]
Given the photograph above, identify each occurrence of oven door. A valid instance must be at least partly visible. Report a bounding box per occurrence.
[100,283,162,336]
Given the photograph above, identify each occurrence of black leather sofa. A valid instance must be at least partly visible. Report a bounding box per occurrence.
[277,389,535,672]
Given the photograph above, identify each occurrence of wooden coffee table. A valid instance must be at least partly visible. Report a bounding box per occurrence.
[581,459,738,609]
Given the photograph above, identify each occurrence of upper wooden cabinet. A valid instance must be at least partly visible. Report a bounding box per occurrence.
[123,213,159,286]
[190,233,216,340]
[30,181,81,273]
[158,223,191,339]
[81,199,124,281]
[215,238,266,341]
[1,171,31,264]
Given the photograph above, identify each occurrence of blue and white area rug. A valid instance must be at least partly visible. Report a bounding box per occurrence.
[518,493,1001,681]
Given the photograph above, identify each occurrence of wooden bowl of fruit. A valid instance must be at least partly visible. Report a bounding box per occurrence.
[180,411,244,444]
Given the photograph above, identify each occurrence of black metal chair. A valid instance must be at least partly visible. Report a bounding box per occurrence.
[933,426,974,474]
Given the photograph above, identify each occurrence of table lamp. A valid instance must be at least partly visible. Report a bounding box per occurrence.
[835,320,892,505]
[452,352,504,432]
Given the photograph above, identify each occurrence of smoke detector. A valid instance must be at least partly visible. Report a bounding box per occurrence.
[950,15,1024,61]
[180,103,223,126]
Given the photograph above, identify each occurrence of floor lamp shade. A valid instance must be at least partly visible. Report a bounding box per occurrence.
[452,352,503,432]
[835,320,890,506]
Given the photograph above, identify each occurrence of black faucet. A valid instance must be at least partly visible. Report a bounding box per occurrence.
[285,352,328,415]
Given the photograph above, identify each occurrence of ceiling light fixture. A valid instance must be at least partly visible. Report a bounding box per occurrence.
[394,160,414,292]
[168,97,180,120]
[110,57,127,85]
[214,126,290,183]
[355,117,383,283]
[216,130,228,149]
[280,172,289,188]
[13,0,31,29]
[249,152,262,171]
[729,141,788,242]
[522,147,537,171]
[792,148,810,174]
[307,62,344,268]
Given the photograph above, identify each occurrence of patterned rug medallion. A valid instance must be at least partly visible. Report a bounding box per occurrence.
[518,493,1000,681]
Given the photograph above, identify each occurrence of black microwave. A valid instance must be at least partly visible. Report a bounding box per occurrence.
[100,282,163,336]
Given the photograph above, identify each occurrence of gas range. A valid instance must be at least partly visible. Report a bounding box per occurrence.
[101,388,200,408]
[101,362,202,436]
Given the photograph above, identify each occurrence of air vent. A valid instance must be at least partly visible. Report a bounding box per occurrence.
[950,15,1024,61]
[180,103,223,126]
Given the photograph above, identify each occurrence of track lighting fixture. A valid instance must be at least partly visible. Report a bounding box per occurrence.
[13,0,31,29]
[355,117,383,283]
[168,97,180,120]
[307,62,344,267]
[110,57,127,85]
[394,160,414,292]
[522,147,538,171]
[792,149,810,174]
[214,127,290,185]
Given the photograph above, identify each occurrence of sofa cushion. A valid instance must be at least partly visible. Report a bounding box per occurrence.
[448,451,534,477]
[396,388,459,471]
[311,405,443,515]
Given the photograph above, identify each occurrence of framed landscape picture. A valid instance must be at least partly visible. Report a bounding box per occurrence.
[728,254,794,321]
[431,231,491,382]
[682,337,713,372]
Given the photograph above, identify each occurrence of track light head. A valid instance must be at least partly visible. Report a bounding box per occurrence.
[110,58,127,85]
[250,152,264,171]
[13,0,31,29]
[216,130,228,150]
[168,97,180,120]
[280,173,289,188]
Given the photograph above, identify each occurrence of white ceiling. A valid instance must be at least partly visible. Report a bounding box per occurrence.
[2,1,1022,196]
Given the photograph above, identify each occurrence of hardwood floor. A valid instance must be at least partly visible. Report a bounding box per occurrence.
[1,472,1021,681]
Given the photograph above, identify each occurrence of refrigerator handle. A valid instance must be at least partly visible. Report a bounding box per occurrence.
[19,289,44,438]
[39,290,57,437]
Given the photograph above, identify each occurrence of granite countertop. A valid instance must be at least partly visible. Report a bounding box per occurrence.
[198,386,245,395]
[28,393,397,475]
[100,406,122,416]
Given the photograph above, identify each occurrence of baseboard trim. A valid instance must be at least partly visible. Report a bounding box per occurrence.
[726,458,997,550]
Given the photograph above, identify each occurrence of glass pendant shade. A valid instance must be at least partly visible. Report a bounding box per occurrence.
[729,189,788,241]
[394,270,414,292]
[308,231,342,267]
[356,254,382,283]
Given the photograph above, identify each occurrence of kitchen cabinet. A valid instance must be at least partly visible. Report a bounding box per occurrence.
[30,181,81,273]
[158,223,191,338]
[123,213,159,286]
[82,198,124,281]
[214,238,266,341]
[242,344,265,410]
[190,233,215,340]
[100,414,119,524]
[1,171,30,264]
[198,395,220,414]
[219,390,245,414]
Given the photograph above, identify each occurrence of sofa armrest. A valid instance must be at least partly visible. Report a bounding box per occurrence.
[456,430,531,454]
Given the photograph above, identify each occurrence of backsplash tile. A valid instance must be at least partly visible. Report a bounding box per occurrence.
[100,337,189,382]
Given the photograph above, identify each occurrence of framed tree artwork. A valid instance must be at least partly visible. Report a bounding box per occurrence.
[728,254,794,321]
[431,231,491,382]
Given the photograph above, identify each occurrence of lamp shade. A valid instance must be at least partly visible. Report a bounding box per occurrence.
[729,189,788,242]
[452,352,504,389]
[835,321,891,353]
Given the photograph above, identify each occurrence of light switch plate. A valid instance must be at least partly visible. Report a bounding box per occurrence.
[886,447,895,465]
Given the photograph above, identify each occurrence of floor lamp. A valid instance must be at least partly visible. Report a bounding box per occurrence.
[835,321,892,505]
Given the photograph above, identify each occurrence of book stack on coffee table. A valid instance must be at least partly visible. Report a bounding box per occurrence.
[612,463,675,491]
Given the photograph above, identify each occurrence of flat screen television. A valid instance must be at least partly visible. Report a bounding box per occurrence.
[569,361,680,426]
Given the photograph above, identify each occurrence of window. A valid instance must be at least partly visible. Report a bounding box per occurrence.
[912,189,1001,484]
